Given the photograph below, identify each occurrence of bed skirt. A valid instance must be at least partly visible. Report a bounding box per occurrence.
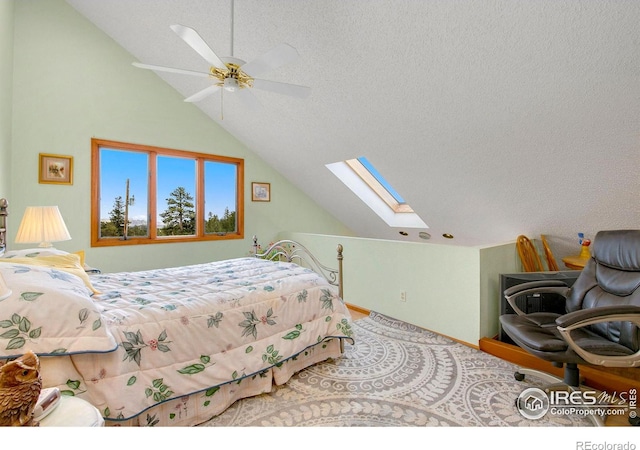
[41,338,344,427]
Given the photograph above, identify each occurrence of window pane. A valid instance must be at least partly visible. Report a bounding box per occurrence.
[99,149,149,238]
[204,161,237,234]
[357,156,406,204]
[157,156,196,236]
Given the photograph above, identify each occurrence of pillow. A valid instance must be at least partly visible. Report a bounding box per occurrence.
[0,264,117,359]
[3,248,93,272]
[0,254,101,295]
[73,249,86,267]
[2,248,70,259]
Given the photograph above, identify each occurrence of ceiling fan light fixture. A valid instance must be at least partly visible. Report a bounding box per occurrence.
[223,77,239,92]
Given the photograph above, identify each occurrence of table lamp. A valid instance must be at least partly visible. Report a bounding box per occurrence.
[15,206,71,248]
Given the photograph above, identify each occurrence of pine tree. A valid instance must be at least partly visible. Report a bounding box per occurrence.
[221,207,236,232]
[159,187,195,235]
[205,211,221,233]
[102,196,126,237]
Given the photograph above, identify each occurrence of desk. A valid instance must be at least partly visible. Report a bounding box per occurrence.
[562,255,589,270]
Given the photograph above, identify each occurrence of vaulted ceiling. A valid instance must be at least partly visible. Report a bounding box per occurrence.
[65,0,639,253]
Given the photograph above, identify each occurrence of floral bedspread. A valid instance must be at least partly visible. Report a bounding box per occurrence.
[46,257,353,421]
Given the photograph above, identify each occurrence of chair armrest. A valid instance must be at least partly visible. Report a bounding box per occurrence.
[504,280,570,316]
[504,280,569,297]
[556,305,640,368]
[556,305,640,328]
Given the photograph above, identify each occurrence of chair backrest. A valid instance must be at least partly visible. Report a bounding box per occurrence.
[516,235,544,272]
[567,230,640,350]
[540,235,559,271]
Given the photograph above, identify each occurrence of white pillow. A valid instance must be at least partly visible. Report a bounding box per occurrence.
[2,248,69,259]
[3,248,94,273]
[0,263,116,359]
[0,254,101,295]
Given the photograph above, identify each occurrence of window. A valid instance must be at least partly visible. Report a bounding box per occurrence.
[326,156,427,228]
[91,138,244,247]
[346,157,414,213]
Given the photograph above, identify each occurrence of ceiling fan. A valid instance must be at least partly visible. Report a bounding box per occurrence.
[132,1,310,114]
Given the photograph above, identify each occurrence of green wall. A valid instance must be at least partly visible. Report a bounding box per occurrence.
[8,0,352,273]
[479,242,521,340]
[0,0,13,198]
[280,232,519,345]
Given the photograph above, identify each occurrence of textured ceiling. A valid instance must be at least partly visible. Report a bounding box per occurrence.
[65,0,639,254]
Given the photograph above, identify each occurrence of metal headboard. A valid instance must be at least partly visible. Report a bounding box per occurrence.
[0,198,7,256]
[252,235,344,300]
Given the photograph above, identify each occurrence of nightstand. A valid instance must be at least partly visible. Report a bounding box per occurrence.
[39,396,104,427]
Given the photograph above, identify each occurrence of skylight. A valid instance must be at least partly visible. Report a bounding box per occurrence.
[327,157,427,229]
[356,157,406,204]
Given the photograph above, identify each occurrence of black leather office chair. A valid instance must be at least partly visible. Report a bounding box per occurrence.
[500,229,640,426]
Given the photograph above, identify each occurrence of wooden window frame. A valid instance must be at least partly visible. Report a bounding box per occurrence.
[344,158,414,213]
[91,138,244,247]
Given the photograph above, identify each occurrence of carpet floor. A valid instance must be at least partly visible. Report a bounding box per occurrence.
[202,311,592,427]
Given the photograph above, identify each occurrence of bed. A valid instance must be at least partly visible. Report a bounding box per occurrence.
[0,200,354,426]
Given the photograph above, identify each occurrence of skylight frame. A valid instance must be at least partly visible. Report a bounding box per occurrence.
[345,158,414,214]
[326,157,427,230]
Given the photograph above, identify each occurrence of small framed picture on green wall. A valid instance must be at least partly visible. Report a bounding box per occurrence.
[39,153,73,185]
[251,182,270,202]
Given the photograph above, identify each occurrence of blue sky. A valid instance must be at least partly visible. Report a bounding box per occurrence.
[100,149,237,222]
[357,156,406,203]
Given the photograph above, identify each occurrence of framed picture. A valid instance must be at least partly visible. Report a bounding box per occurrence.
[39,153,73,185]
[251,182,271,202]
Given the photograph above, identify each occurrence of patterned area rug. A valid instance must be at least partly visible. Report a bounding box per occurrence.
[202,311,592,427]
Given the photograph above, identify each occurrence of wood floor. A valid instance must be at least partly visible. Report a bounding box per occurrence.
[345,304,634,427]
[346,304,368,321]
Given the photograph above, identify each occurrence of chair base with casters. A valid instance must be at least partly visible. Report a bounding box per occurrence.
[512,363,640,426]
[509,362,606,426]
[500,230,640,427]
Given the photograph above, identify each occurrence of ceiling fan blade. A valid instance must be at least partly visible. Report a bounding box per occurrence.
[241,43,300,78]
[184,84,221,103]
[170,24,226,69]
[252,79,311,99]
[132,62,211,78]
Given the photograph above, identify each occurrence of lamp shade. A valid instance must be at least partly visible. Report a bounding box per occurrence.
[15,206,71,248]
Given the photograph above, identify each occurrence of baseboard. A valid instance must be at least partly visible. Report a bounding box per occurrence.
[345,303,370,316]
[479,337,638,394]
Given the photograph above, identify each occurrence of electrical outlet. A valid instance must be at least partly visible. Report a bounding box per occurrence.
[400,291,407,302]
